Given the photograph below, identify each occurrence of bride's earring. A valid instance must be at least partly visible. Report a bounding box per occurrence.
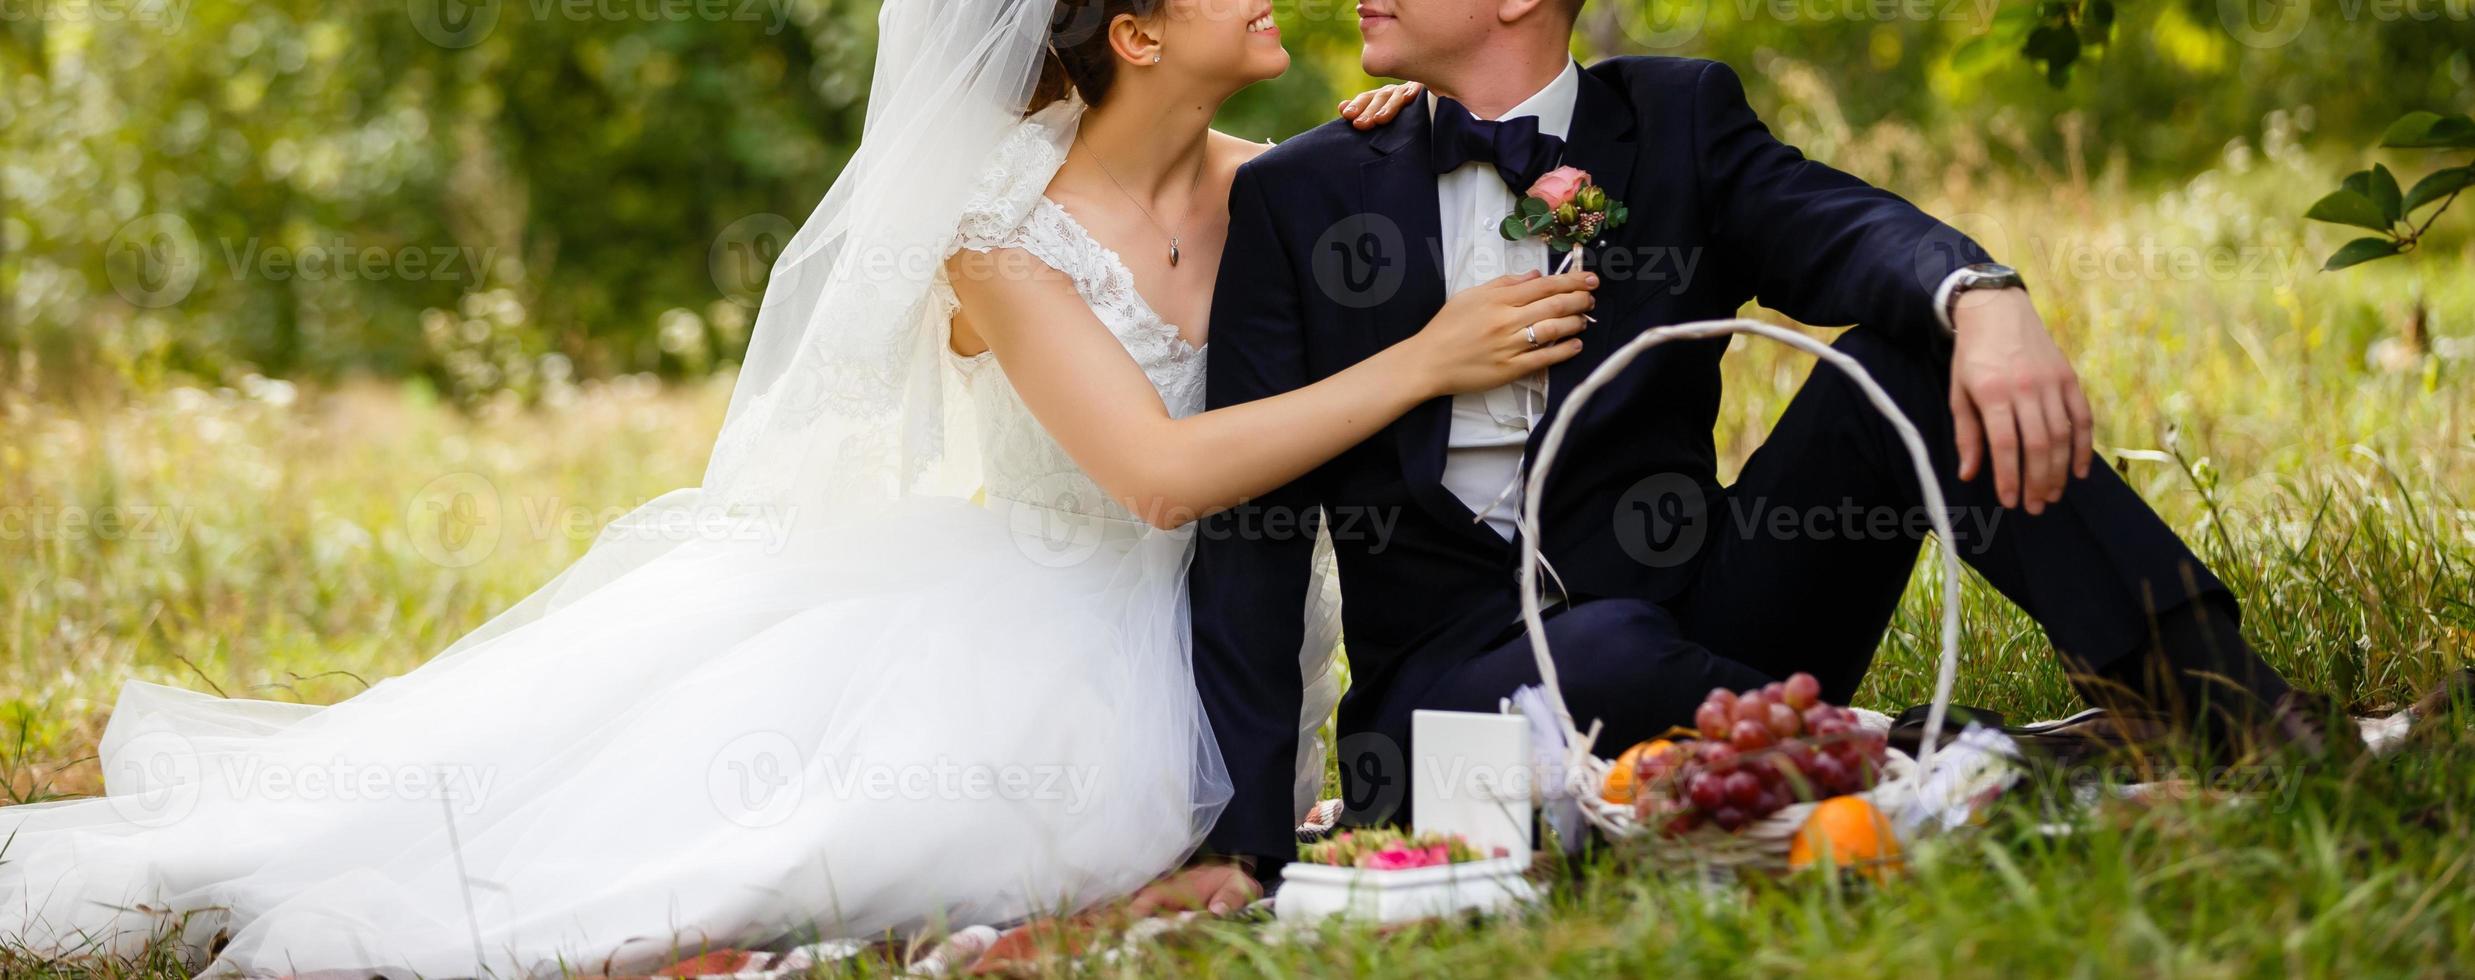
[1151,53,1162,64]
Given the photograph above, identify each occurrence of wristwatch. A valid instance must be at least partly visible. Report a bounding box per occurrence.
[1934,262,2026,333]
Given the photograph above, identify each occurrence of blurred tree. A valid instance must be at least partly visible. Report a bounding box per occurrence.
[2,0,869,401]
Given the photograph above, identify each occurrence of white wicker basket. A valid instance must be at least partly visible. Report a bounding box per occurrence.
[1515,318,1965,871]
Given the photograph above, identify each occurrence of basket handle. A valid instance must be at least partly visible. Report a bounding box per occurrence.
[1517,318,1964,791]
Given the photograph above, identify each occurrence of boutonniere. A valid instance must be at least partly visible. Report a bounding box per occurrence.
[1498,165,1629,272]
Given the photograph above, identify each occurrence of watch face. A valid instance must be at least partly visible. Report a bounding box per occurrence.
[1963,263,2022,289]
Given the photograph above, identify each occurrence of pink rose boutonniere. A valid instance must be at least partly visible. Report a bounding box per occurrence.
[1498,165,1629,272]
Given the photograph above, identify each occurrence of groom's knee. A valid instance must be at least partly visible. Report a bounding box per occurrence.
[1543,599,1760,749]
[1544,599,1692,691]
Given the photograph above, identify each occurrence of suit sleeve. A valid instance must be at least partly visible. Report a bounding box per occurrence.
[1189,162,1320,880]
[1691,60,1991,349]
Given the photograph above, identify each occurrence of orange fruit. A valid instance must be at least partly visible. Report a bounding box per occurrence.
[1788,795,1903,880]
[1601,739,1677,805]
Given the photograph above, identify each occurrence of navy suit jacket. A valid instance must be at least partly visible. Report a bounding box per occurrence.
[1189,56,1990,874]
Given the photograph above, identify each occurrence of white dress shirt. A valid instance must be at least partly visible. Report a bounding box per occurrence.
[1434,61,1581,541]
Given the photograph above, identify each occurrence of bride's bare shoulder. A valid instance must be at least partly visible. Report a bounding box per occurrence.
[1205,130,1274,199]
[1209,130,1275,169]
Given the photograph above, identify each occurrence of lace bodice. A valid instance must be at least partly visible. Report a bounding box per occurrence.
[938,131,1205,524]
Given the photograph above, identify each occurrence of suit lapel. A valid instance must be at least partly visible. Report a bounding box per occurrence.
[1530,65,1642,462]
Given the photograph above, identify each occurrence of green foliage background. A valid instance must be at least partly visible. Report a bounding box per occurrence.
[2,0,2468,397]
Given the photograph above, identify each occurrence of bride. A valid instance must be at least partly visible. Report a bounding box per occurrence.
[0,0,1592,973]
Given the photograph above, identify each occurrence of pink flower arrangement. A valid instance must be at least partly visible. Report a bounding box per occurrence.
[1499,166,1629,255]
[1296,827,1511,869]
[1525,166,1589,210]
[1358,843,1455,870]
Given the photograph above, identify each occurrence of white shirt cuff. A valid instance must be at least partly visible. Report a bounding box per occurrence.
[1930,267,1972,335]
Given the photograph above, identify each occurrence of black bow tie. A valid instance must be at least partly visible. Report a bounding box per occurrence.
[1429,96,1567,191]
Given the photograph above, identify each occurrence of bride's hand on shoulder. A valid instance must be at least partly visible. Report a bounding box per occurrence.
[1339,81,1423,130]
[1400,269,1595,396]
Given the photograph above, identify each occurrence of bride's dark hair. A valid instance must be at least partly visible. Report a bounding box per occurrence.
[1030,0,1163,112]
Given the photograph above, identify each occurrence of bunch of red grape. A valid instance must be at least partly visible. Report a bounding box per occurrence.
[1634,672,1891,835]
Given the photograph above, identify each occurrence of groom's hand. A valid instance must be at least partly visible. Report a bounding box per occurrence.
[1126,857,1263,918]
[1949,288,2093,515]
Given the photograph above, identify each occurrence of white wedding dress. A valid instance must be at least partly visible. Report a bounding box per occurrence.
[0,93,1340,975]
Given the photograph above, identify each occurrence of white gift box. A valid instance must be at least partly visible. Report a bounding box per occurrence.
[1273,855,1537,925]
[1410,709,1534,857]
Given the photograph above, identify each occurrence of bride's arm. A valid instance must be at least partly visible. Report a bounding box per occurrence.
[946,251,1593,529]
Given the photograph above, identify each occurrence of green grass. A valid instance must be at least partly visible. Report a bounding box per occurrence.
[5,117,2474,974]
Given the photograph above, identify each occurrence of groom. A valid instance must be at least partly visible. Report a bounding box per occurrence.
[1144,0,2313,908]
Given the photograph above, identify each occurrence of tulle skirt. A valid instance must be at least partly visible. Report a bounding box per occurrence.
[0,496,1226,976]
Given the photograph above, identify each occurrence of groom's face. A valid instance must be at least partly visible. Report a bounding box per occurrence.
[1356,0,1494,82]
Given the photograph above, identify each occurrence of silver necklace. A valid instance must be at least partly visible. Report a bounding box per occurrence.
[1076,133,1201,267]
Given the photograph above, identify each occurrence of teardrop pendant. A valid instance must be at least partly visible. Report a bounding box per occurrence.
[1168,239,1181,267]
